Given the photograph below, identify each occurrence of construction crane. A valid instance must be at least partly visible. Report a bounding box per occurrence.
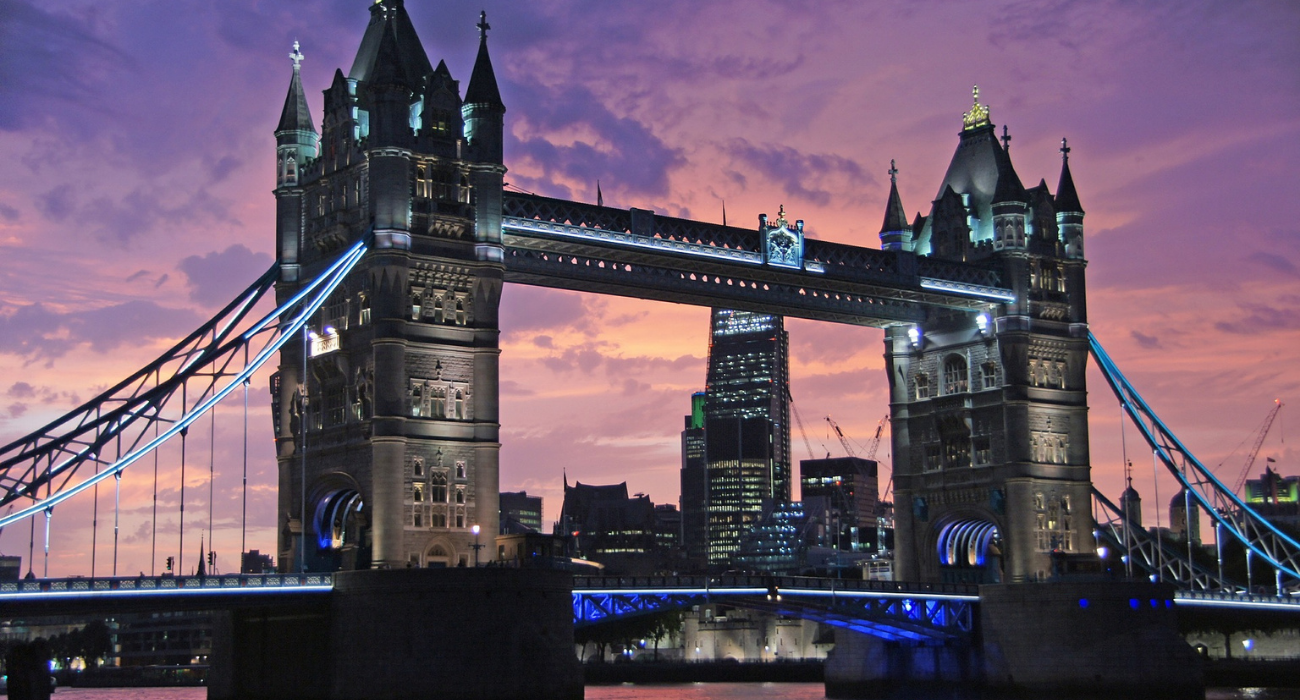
[1232,399,1284,495]
[786,387,826,461]
[826,416,858,458]
[864,414,889,461]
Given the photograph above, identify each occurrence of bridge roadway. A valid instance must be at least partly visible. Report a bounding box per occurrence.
[2,572,1298,638]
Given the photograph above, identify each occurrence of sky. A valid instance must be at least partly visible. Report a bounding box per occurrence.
[0,0,1298,577]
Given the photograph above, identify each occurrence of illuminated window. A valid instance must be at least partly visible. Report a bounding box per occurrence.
[413,457,424,477]
[455,487,465,504]
[413,483,424,503]
[915,373,930,400]
[942,355,969,394]
[455,461,466,479]
[358,292,371,325]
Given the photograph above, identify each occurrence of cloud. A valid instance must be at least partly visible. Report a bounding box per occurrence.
[0,202,18,221]
[0,300,203,362]
[178,244,274,307]
[7,403,26,418]
[1130,330,1161,349]
[505,80,686,199]
[724,139,873,207]
[0,0,130,132]
[35,184,76,220]
[1214,302,1300,334]
[500,287,591,335]
[7,382,35,398]
[1245,251,1298,277]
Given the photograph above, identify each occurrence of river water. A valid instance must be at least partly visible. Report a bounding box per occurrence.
[6,686,1300,699]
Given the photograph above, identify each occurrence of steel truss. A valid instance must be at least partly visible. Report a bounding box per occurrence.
[1091,487,1239,591]
[0,239,369,529]
[572,575,976,641]
[1090,333,1300,591]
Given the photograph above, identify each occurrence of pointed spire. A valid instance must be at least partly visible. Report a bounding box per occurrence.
[277,41,316,134]
[879,159,910,235]
[596,180,604,207]
[369,16,413,89]
[992,145,1026,205]
[465,10,505,110]
[722,200,727,227]
[1055,137,1084,214]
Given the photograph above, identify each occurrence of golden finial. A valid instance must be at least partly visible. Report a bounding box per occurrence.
[963,84,991,131]
[773,204,789,228]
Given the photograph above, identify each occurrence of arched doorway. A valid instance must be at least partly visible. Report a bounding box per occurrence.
[935,518,1002,584]
[424,542,454,568]
[312,487,368,571]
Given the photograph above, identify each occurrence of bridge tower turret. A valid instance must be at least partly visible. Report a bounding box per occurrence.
[272,1,505,573]
[887,88,1092,584]
[878,160,914,252]
[274,42,318,286]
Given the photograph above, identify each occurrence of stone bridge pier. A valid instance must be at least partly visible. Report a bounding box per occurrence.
[825,581,1203,699]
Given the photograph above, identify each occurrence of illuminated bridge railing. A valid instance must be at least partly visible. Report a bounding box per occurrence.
[1174,590,1300,612]
[0,574,333,601]
[572,575,979,642]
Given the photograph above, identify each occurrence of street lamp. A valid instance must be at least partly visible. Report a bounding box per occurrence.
[470,524,484,567]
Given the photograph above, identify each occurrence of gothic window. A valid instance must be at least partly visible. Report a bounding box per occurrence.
[1034,492,1045,510]
[431,512,447,528]
[942,355,969,395]
[454,389,465,419]
[430,472,448,503]
[455,461,466,479]
[915,373,930,400]
[455,487,465,504]
[413,483,424,503]
[455,299,466,326]
[358,292,371,325]
[981,362,998,390]
[944,438,971,469]
[459,175,471,204]
[923,445,943,472]
[410,382,424,417]
[325,293,348,331]
[324,385,345,427]
[433,296,444,323]
[456,513,465,529]
[414,512,423,528]
[411,291,423,320]
[431,386,446,419]
[973,436,992,466]
[413,457,424,477]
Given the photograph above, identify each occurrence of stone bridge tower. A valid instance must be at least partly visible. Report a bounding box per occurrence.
[271,1,505,572]
[883,90,1090,584]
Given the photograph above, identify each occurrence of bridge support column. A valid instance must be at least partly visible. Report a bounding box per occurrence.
[209,569,582,700]
[825,581,1203,699]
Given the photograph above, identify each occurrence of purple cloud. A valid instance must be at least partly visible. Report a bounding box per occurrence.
[178,244,273,307]
[1130,330,1162,349]
[0,300,202,363]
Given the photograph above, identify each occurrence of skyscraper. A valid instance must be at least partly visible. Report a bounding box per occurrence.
[696,309,791,568]
[680,392,708,568]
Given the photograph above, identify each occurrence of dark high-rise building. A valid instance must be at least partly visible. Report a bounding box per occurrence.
[499,490,543,534]
[558,480,658,574]
[799,457,878,551]
[680,392,708,567]
[700,309,791,567]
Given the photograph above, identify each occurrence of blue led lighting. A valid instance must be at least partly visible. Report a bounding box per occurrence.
[0,241,368,530]
[1079,599,1089,608]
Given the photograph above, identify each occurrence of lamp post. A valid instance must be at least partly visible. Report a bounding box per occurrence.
[470,524,484,567]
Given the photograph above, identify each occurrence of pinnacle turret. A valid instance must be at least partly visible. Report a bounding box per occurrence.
[276,42,316,135]
[879,160,912,252]
[1054,137,1083,214]
[464,11,504,111]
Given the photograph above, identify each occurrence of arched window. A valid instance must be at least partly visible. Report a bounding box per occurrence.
[454,388,464,419]
[915,373,930,400]
[943,355,969,394]
[455,487,465,504]
[430,472,448,502]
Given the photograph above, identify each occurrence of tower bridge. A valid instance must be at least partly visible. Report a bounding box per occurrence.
[0,2,1296,698]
